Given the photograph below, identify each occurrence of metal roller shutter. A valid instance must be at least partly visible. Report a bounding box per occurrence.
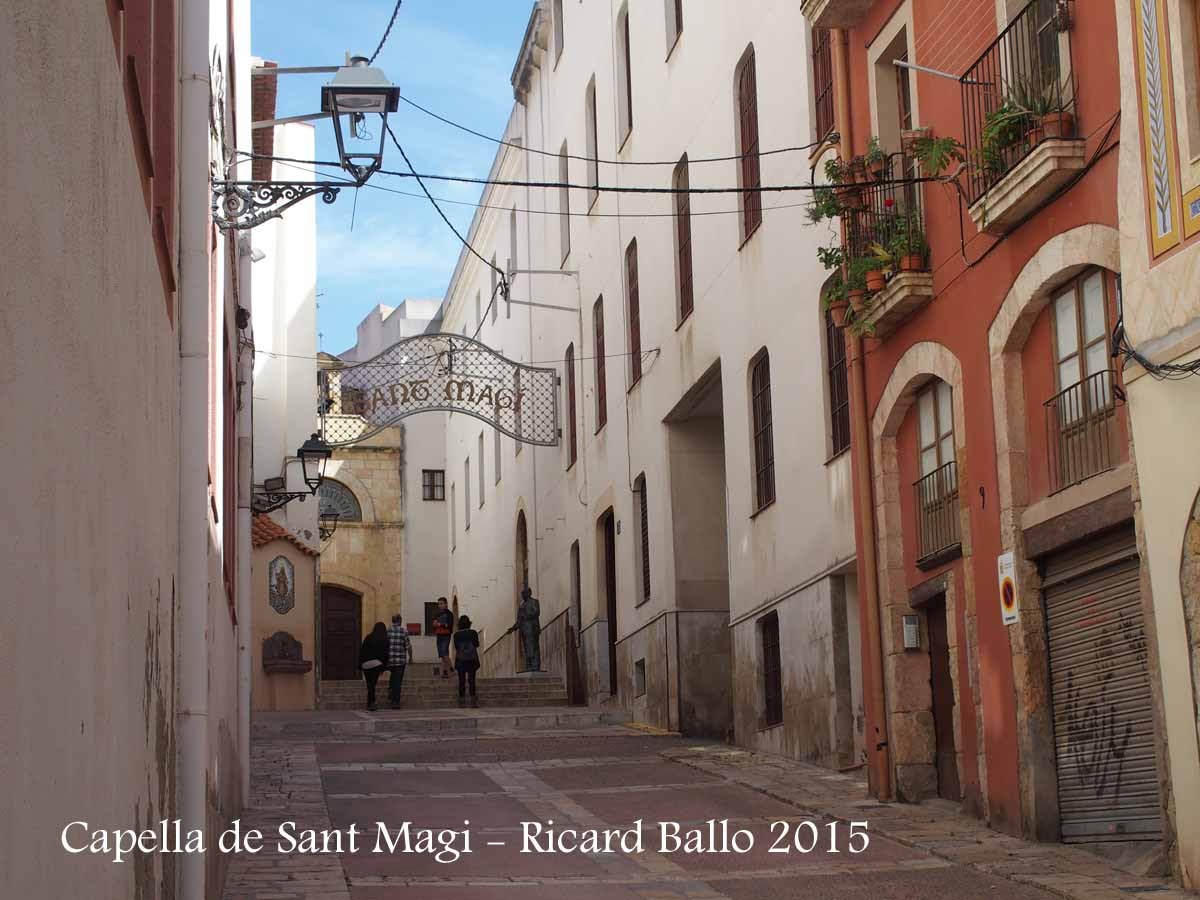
[1043,527,1161,842]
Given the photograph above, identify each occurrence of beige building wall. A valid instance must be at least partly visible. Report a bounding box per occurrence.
[320,432,408,651]
[436,0,860,753]
[1116,0,1200,885]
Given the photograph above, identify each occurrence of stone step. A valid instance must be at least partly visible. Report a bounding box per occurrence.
[316,696,566,710]
[253,706,631,740]
[317,676,567,711]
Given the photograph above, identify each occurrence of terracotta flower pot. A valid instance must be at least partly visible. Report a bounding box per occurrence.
[865,269,886,292]
[899,253,926,272]
[847,289,867,315]
[1027,124,1045,149]
[1041,111,1075,139]
[827,297,850,328]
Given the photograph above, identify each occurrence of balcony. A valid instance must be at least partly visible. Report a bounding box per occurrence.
[1045,369,1118,494]
[961,0,1084,234]
[845,150,934,337]
[800,0,874,29]
[914,460,961,568]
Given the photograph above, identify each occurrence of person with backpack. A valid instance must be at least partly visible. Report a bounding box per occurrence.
[432,596,455,678]
[386,613,413,709]
[453,615,481,708]
[358,621,389,711]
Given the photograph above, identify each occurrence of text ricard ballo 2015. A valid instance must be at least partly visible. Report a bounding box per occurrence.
[62,818,871,864]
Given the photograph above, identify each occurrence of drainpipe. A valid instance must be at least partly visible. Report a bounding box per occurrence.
[236,277,253,805]
[178,0,213,897]
[832,26,893,801]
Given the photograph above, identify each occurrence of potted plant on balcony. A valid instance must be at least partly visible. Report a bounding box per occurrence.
[889,212,929,271]
[822,272,849,328]
[846,256,877,314]
[979,99,1031,175]
[1007,73,1077,143]
[867,242,894,291]
[911,135,965,177]
[865,136,888,180]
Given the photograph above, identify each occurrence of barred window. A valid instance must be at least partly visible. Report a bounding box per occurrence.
[812,28,835,140]
[826,310,850,455]
[750,351,775,510]
[761,611,782,726]
[594,296,608,430]
[674,155,694,321]
[636,474,651,603]
[626,239,642,384]
[565,343,578,467]
[736,47,762,240]
[422,469,445,501]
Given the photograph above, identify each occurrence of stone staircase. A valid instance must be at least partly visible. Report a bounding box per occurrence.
[317,668,568,710]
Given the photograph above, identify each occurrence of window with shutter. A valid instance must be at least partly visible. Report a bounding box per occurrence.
[737,48,762,241]
[594,297,608,430]
[565,343,578,467]
[637,475,651,603]
[674,156,694,321]
[826,310,850,455]
[812,28,834,140]
[626,239,642,384]
[559,143,571,263]
[751,351,775,510]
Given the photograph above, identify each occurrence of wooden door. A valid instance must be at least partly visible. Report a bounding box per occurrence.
[321,585,362,681]
[927,596,960,801]
[603,511,617,696]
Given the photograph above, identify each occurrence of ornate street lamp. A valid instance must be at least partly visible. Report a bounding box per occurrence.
[298,432,333,493]
[252,433,334,514]
[318,511,340,542]
[212,56,400,231]
[320,56,401,184]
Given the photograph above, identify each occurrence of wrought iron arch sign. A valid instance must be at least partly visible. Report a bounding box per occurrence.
[320,333,559,447]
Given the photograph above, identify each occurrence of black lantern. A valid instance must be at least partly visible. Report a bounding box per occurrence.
[318,510,340,542]
[321,56,401,184]
[298,433,332,493]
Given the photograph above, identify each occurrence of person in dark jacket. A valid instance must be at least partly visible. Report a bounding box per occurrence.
[359,622,389,711]
[453,615,481,708]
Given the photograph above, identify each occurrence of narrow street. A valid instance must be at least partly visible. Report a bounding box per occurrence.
[222,702,1189,900]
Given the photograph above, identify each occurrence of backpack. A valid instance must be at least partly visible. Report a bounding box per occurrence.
[457,634,479,663]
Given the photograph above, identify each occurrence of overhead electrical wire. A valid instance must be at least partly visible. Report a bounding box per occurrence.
[368,0,403,64]
[238,151,830,218]
[398,93,831,166]
[234,148,937,195]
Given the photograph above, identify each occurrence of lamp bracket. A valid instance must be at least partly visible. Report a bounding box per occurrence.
[251,490,312,515]
[212,180,344,231]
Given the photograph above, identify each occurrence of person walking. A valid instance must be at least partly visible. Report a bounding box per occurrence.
[386,614,412,709]
[453,615,481,708]
[358,622,389,711]
[432,596,454,678]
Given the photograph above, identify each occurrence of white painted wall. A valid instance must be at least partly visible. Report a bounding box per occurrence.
[433,0,859,746]
[251,122,320,543]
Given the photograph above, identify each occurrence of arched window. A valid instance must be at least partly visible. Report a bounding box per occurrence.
[750,350,775,510]
[319,480,361,522]
[515,511,530,609]
[736,46,762,241]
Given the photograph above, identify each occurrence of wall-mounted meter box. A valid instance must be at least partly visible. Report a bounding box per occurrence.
[902,614,921,650]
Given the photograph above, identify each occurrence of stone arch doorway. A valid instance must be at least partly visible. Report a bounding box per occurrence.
[515,509,529,611]
[319,584,362,681]
[870,342,975,808]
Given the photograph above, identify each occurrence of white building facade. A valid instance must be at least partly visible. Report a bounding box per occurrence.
[437,0,862,763]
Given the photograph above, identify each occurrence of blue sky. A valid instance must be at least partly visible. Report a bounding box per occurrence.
[251,1,530,354]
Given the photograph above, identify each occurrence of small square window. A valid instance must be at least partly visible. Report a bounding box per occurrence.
[422,469,445,501]
[634,658,647,697]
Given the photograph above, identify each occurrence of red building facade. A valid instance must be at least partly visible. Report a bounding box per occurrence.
[804,0,1172,850]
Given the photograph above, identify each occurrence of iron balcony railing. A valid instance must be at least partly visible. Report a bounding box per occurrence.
[914,460,960,562]
[1045,369,1117,493]
[844,149,925,265]
[961,0,1075,204]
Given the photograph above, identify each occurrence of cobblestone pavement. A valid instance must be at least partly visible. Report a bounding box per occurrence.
[222,710,1195,900]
